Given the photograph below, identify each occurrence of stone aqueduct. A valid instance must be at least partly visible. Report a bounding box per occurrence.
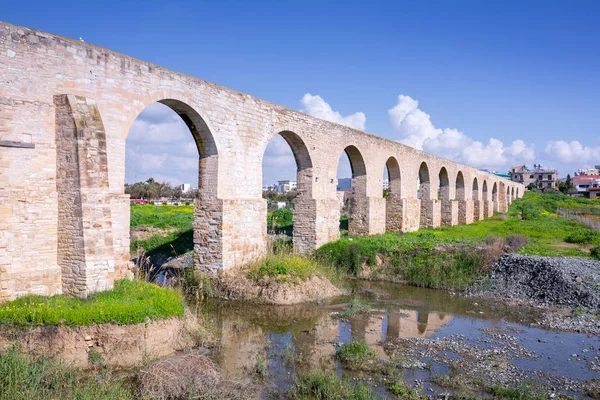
[0,22,524,300]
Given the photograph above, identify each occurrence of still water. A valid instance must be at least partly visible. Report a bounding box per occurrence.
[204,281,599,397]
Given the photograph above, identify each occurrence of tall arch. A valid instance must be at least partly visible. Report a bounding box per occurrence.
[341,145,369,235]
[511,187,515,201]
[472,177,481,221]
[492,182,499,212]
[506,186,511,207]
[419,162,436,228]
[122,99,221,276]
[439,167,455,226]
[384,156,403,232]
[262,130,315,253]
[482,180,491,217]
[456,171,468,225]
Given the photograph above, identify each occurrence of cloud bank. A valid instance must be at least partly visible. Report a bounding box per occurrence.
[388,95,535,169]
[300,94,366,131]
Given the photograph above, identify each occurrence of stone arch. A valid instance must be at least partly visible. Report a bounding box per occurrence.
[482,180,490,218]
[492,182,499,212]
[262,130,315,253]
[419,162,431,200]
[511,187,515,201]
[419,162,435,228]
[385,157,401,197]
[385,156,403,232]
[456,172,465,201]
[472,177,481,221]
[506,186,511,206]
[456,171,468,225]
[341,145,368,235]
[438,167,450,201]
[439,167,454,226]
[124,99,221,273]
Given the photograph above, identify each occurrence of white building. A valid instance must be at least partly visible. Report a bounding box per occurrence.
[180,183,191,192]
[277,180,297,193]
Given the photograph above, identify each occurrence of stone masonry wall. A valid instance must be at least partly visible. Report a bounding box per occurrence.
[0,21,524,299]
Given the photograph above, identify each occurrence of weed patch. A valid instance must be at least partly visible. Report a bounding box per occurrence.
[288,371,376,400]
[0,346,133,399]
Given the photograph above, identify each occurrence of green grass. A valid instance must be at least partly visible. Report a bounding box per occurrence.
[336,340,376,363]
[288,371,376,400]
[489,385,549,400]
[316,192,600,289]
[130,204,193,255]
[0,346,133,400]
[247,255,320,283]
[0,280,184,326]
[130,203,194,229]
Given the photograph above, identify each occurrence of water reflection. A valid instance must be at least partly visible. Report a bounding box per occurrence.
[205,280,599,396]
[210,293,454,378]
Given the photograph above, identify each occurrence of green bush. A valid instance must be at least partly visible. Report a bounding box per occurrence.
[0,280,184,326]
[336,340,375,362]
[267,208,294,231]
[591,245,600,260]
[565,229,600,244]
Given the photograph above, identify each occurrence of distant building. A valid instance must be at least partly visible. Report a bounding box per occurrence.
[180,183,191,192]
[262,183,278,192]
[277,180,297,193]
[575,167,600,176]
[383,179,389,190]
[572,174,600,194]
[510,164,558,189]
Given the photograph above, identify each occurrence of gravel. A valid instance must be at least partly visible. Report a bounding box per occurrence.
[469,254,600,311]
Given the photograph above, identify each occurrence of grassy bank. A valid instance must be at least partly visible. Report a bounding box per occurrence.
[0,280,184,326]
[316,192,600,289]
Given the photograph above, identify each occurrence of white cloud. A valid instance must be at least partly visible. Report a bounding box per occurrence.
[126,103,199,185]
[544,140,600,165]
[300,94,366,131]
[388,94,535,170]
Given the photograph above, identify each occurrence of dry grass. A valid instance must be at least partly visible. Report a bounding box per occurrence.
[138,351,258,399]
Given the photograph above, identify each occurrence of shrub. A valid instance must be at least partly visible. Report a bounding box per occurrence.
[336,340,375,362]
[565,229,600,244]
[591,245,600,260]
[506,234,529,252]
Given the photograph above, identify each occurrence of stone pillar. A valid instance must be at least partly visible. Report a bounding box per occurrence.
[441,200,459,226]
[458,199,474,225]
[221,198,266,270]
[420,199,441,228]
[385,193,404,233]
[348,195,385,236]
[55,95,116,296]
[315,198,341,248]
[473,200,483,221]
[483,200,494,218]
[403,198,421,232]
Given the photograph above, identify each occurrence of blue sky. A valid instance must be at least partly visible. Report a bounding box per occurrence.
[4,1,600,185]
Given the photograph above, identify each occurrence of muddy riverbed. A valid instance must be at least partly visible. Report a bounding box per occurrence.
[203,281,599,398]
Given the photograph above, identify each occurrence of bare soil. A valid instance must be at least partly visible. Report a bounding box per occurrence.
[218,267,342,305]
[0,310,199,367]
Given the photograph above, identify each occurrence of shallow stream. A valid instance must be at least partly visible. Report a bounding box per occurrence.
[204,281,600,398]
